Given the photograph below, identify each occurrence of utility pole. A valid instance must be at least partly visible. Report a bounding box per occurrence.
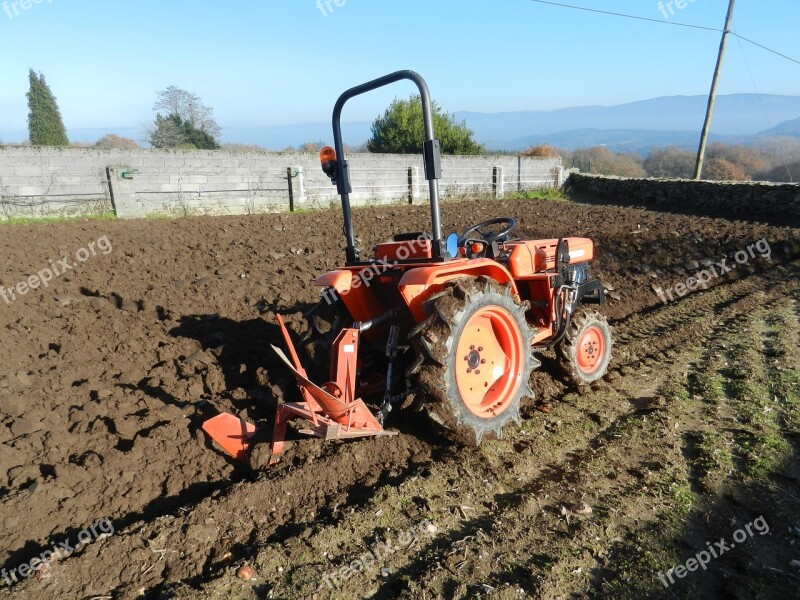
[694,0,736,180]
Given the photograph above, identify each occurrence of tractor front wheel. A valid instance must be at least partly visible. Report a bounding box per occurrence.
[409,278,537,445]
[558,309,613,387]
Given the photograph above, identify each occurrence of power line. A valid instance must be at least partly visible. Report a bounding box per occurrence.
[528,0,722,32]
[732,23,794,183]
[733,33,800,66]
[529,0,800,66]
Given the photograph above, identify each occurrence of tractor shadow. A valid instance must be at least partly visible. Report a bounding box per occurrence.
[166,305,316,423]
[164,304,452,450]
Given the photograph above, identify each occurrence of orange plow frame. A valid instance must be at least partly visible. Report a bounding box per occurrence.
[269,315,396,465]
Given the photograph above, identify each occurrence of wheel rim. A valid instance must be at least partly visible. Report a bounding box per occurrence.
[454,306,524,418]
[576,325,605,374]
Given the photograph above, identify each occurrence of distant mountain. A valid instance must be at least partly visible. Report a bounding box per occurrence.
[502,117,800,155]
[761,117,800,137]
[459,94,800,149]
[221,95,798,151]
[4,93,795,152]
[220,122,372,150]
[501,129,767,154]
[234,94,798,152]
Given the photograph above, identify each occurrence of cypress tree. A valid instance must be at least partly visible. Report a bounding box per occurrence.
[27,69,69,146]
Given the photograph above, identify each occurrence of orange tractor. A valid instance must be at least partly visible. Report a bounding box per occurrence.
[269,71,612,463]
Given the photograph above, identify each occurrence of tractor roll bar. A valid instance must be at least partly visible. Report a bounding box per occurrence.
[331,70,444,264]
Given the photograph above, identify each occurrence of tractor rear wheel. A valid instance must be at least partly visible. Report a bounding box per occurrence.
[300,292,348,377]
[299,292,388,398]
[409,278,537,445]
[558,308,612,386]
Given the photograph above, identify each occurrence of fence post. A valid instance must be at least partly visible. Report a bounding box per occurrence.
[408,166,420,204]
[287,165,307,212]
[493,166,505,199]
[555,165,565,187]
[287,167,294,212]
[517,155,522,192]
[295,166,306,205]
[106,166,145,218]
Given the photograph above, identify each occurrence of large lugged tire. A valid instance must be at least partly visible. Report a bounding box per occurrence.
[299,292,387,398]
[409,278,538,445]
[558,308,613,386]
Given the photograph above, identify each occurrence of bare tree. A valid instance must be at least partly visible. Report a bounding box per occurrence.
[153,86,221,139]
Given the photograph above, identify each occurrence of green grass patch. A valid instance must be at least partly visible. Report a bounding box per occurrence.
[740,433,791,479]
[0,211,116,226]
[507,187,566,201]
[694,431,733,487]
[777,369,800,436]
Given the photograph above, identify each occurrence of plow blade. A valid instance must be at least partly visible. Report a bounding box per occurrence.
[202,413,256,463]
[269,316,396,465]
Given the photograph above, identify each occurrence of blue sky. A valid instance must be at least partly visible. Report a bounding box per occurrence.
[0,0,798,145]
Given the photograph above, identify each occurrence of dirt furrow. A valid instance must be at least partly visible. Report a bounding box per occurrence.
[188,270,800,598]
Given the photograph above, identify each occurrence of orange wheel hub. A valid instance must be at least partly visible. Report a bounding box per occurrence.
[576,326,605,374]
[454,306,524,419]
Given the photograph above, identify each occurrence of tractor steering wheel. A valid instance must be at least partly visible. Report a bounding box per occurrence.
[459,217,517,245]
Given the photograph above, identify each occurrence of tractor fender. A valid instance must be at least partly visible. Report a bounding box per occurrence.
[398,259,518,322]
[315,270,353,294]
[314,269,383,322]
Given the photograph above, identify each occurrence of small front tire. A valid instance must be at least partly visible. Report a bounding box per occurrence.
[558,309,613,387]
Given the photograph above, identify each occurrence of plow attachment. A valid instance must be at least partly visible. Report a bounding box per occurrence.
[269,315,396,465]
[201,413,256,463]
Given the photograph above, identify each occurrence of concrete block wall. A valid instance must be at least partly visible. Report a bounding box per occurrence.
[0,147,562,219]
[567,173,800,218]
[107,151,298,218]
[0,147,113,218]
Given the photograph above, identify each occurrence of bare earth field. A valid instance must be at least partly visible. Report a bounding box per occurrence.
[1,197,800,599]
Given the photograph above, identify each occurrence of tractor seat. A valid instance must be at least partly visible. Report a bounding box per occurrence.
[374,236,433,261]
[393,231,428,242]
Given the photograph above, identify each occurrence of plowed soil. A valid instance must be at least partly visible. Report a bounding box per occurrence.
[1,197,800,599]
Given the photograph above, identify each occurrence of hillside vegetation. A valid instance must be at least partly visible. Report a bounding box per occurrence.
[521,140,800,183]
